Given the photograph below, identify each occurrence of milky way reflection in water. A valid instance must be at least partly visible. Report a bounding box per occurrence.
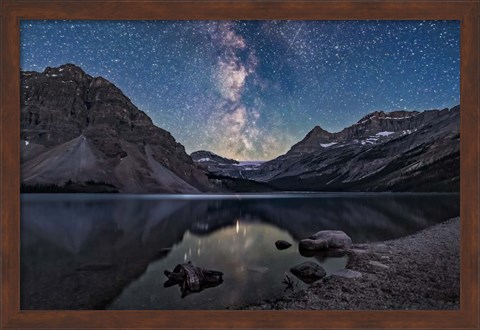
[20,193,459,310]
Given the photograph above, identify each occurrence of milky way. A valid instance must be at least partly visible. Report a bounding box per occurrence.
[20,20,459,160]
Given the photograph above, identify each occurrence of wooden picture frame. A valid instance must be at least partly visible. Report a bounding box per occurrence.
[1,1,478,329]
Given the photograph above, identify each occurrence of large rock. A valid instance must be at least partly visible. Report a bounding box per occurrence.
[290,261,326,284]
[299,238,329,251]
[309,230,352,249]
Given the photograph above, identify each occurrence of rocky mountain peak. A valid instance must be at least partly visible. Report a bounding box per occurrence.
[42,63,91,81]
[20,63,216,193]
[309,125,332,136]
[357,110,419,124]
[286,106,458,155]
[358,111,385,122]
[57,62,85,72]
[245,105,459,192]
[289,125,335,153]
[90,76,113,87]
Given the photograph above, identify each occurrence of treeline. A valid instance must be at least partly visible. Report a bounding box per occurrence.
[206,173,277,193]
[21,180,118,193]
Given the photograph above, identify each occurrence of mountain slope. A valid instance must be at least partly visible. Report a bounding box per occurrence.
[258,106,459,192]
[206,106,459,192]
[288,108,452,154]
[20,64,216,193]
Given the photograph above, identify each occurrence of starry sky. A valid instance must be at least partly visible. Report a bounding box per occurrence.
[20,20,459,161]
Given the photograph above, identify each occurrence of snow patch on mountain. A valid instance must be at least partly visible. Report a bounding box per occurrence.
[237,161,264,166]
[382,116,413,120]
[320,142,338,148]
[376,131,395,137]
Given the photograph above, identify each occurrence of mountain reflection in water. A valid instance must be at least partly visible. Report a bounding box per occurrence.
[20,193,459,310]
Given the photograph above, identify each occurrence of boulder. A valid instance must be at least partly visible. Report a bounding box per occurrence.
[275,240,292,250]
[309,230,352,249]
[299,238,329,251]
[290,261,326,284]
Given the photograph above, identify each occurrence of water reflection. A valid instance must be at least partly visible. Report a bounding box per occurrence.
[20,193,459,310]
[110,220,347,309]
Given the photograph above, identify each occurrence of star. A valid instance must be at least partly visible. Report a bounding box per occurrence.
[21,20,459,160]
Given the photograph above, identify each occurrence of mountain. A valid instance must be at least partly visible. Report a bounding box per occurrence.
[191,150,266,180]
[203,106,460,192]
[191,150,239,165]
[20,64,459,193]
[20,64,216,193]
[190,150,273,192]
[289,109,450,154]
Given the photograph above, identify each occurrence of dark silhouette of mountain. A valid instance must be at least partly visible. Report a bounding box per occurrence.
[20,64,217,193]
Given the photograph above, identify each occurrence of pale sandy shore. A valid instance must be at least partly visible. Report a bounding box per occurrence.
[241,217,460,310]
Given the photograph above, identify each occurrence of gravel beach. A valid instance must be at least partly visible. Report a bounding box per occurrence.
[241,217,460,310]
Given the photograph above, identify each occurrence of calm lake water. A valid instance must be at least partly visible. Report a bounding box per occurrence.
[20,193,459,310]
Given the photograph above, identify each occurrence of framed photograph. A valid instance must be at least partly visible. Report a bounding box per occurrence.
[1,1,478,329]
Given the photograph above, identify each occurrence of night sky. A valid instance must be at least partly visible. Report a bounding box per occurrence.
[20,20,459,160]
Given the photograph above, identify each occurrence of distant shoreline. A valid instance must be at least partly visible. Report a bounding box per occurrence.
[240,217,460,310]
[20,191,460,201]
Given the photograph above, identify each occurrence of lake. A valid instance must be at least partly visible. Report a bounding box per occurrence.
[20,193,459,310]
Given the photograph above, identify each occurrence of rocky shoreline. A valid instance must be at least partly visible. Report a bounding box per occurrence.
[240,217,460,310]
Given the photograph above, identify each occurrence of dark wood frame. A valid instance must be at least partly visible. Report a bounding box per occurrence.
[1,1,478,329]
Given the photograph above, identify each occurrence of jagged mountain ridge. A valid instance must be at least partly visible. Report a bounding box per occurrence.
[261,106,459,191]
[289,108,452,153]
[198,106,460,192]
[20,64,216,193]
[20,64,459,193]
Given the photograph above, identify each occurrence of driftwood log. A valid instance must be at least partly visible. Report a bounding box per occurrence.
[164,262,224,298]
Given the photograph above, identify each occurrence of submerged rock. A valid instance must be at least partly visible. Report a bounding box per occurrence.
[275,240,292,250]
[164,262,223,298]
[290,261,326,284]
[309,230,352,249]
[299,238,329,251]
